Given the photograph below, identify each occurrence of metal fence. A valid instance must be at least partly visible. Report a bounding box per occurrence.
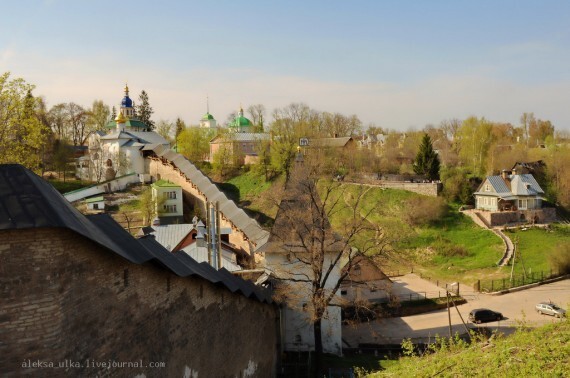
[478,269,564,292]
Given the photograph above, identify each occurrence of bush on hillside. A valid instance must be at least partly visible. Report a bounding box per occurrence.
[548,243,570,274]
[404,196,448,226]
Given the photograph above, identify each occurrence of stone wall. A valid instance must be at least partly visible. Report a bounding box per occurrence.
[477,207,557,226]
[0,228,277,377]
[347,179,441,197]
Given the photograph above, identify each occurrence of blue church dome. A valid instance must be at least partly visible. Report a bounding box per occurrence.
[121,95,133,108]
[121,84,133,108]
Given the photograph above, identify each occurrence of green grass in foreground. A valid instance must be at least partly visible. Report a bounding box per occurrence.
[367,318,570,377]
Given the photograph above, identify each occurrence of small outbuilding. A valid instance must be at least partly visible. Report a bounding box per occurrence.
[85,196,105,212]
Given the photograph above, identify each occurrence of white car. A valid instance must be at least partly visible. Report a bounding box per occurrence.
[535,302,566,318]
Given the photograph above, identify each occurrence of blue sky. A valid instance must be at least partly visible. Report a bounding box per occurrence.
[2,0,569,131]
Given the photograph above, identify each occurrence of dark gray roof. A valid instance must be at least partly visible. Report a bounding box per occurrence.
[0,164,272,304]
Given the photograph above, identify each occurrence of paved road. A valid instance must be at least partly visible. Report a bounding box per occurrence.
[343,276,570,346]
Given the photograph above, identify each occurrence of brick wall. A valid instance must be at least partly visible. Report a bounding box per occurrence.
[0,228,277,377]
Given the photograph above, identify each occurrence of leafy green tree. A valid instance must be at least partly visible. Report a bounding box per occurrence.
[413,133,440,180]
[457,116,495,176]
[0,72,48,170]
[88,100,110,132]
[156,119,173,142]
[177,127,213,162]
[136,90,154,130]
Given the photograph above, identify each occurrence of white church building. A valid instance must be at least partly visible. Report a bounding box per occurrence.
[77,85,170,182]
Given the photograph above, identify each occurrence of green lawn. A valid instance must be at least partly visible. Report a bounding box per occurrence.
[323,184,519,285]
[507,224,570,275]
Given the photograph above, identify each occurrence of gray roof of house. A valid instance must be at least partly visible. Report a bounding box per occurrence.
[210,133,270,143]
[100,130,169,146]
[151,145,270,250]
[309,137,353,148]
[148,224,194,251]
[474,174,544,198]
[0,164,271,303]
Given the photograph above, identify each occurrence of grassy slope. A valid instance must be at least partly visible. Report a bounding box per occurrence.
[325,185,503,277]
[218,170,283,227]
[507,224,570,275]
[217,173,565,285]
[49,179,91,194]
[368,319,570,377]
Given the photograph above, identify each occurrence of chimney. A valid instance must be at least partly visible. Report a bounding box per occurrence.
[501,170,508,180]
[512,168,517,176]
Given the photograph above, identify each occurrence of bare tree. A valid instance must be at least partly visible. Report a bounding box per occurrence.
[262,156,389,377]
[246,103,266,130]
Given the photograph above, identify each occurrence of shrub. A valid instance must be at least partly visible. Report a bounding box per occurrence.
[548,243,570,274]
[404,196,448,226]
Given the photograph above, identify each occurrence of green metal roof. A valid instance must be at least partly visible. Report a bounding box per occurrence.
[85,196,105,203]
[229,115,252,128]
[202,112,215,120]
[152,179,181,188]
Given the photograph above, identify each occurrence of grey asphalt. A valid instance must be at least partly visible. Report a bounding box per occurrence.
[342,274,570,346]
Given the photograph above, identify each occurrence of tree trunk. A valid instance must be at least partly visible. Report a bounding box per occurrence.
[313,318,323,378]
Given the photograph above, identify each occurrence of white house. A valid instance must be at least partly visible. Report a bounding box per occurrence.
[258,165,343,355]
[474,170,544,212]
[151,180,184,225]
[473,169,556,226]
[84,196,105,212]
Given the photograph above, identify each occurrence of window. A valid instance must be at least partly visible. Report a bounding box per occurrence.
[93,204,99,210]
[341,290,348,296]
[163,204,177,213]
[163,191,177,200]
[485,184,490,192]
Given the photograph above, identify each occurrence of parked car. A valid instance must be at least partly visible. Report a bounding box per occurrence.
[468,308,503,324]
[535,302,566,318]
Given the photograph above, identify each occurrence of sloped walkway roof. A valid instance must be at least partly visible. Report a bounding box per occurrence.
[150,145,270,250]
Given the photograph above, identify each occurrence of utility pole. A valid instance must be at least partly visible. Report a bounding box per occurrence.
[446,284,452,338]
[510,237,517,284]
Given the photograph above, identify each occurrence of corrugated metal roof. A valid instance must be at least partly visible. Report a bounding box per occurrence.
[475,174,544,198]
[486,176,511,193]
[309,137,353,148]
[149,224,194,251]
[511,174,544,195]
[210,133,269,143]
[0,164,272,304]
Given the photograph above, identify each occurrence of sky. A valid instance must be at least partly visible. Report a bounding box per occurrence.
[1,0,570,131]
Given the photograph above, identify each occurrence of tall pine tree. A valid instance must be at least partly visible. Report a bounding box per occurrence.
[413,133,440,180]
[175,117,186,138]
[136,90,155,130]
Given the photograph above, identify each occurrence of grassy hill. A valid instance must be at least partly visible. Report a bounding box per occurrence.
[366,319,569,377]
[214,172,568,285]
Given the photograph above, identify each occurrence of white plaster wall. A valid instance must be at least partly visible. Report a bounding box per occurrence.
[264,252,342,355]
